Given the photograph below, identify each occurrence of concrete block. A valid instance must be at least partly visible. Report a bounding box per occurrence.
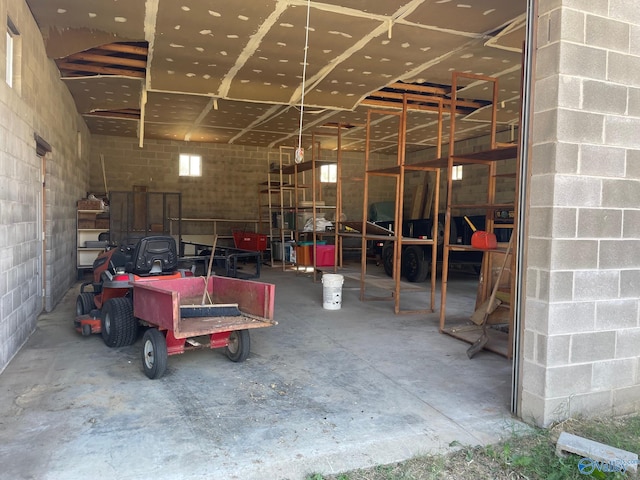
[532,110,558,145]
[549,270,574,302]
[526,237,552,269]
[605,115,640,149]
[524,298,550,333]
[537,333,571,366]
[584,81,628,117]
[629,87,640,119]
[552,207,577,238]
[596,300,638,330]
[556,431,638,473]
[559,9,585,44]
[585,15,630,53]
[615,328,640,358]
[592,359,636,390]
[613,384,640,416]
[560,43,607,80]
[570,331,616,363]
[599,240,640,269]
[579,144,626,177]
[632,25,640,56]
[610,0,640,25]
[529,174,554,207]
[557,109,605,144]
[528,206,553,237]
[620,269,640,298]
[550,239,598,269]
[577,208,622,238]
[535,42,560,80]
[548,301,595,335]
[609,52,640,88]
[547,363,593,396]
[522,359,546,396]
[602,178,640,208]
[573,270,619,301]
[553,175,603,207]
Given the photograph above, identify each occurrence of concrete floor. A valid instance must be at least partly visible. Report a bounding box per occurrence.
[0,262,522,480]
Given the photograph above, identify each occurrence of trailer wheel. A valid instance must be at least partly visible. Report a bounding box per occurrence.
[76,292,95,316]
[403,246,430,283]
[225,330,250,362]
[101,297,137,348]
[381,243,394,278]
[142,328,167,379]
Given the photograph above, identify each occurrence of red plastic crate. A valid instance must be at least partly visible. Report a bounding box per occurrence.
[232,230,267,251]
[315,244,335,267]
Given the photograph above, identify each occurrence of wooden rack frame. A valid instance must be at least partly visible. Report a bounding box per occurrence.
[438,71,520,358]
[354,94,443,314]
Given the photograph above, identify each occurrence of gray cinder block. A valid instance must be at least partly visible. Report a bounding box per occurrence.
[556,431,638,473]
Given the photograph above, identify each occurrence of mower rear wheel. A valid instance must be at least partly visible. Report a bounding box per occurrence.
[225,330,250,362]
[76,292,95,316]
[101,297,137,348]
[142,328,168,379]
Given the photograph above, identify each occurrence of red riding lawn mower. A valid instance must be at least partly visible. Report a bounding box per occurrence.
[75,235,186,347]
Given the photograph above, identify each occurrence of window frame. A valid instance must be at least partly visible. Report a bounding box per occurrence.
[179,153,202,177]
[319,163,337,183]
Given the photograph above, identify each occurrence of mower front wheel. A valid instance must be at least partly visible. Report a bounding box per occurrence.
[101,297,137,348]
[142,328,168,379]
[225,330,250,362]
[76,292,95,316]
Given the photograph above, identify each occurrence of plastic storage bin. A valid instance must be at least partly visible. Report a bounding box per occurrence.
[315,244,335,267]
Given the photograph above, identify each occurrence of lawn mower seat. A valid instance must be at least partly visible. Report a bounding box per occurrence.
[127,236,178,275]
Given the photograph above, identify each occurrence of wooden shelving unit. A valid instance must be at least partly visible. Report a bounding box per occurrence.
[76,206,109,277]
[260,146,296,269]
[437,72,520,358]
[354,94,442,314]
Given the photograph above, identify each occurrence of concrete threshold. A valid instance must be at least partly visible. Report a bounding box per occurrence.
[0,263,522,480]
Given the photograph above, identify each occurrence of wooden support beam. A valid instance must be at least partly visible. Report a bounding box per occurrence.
[96,43,149,56]
[387,82,450,96]
[65,52,147,69]
[56,62,145,78]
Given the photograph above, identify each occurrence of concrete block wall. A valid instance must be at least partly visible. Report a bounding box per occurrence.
[89,136,395,234]
[521,0,640,426]
[0,0,91,373]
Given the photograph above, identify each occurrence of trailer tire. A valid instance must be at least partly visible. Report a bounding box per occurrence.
[225,330,250,362]
[142,328,167,379]
[101,297,137,348]
[76,292,95,316]
[382,243,394,278]
[403,246,430,283]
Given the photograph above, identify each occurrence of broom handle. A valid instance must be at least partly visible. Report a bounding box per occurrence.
[484,234,513,315]
[201,234,218,305]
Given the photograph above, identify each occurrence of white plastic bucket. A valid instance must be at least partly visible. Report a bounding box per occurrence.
[322,273,344,310]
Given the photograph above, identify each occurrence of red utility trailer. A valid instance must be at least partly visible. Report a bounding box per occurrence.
[132,275,276,379]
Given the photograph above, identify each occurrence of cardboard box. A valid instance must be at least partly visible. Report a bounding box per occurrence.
[77,198,104,210]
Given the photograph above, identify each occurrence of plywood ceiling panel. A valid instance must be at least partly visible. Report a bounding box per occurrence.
[26,0,145,58]
[63,77,143,114]
[26,0,527,150]
[150,1,278,95]
[405,0,527,35]
[228,4,382,105]
[84,116,139,138]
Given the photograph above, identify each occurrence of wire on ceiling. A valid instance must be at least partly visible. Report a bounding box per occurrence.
[295,0,312,164]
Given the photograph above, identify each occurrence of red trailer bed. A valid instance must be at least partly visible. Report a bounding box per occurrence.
[132,276,276,379]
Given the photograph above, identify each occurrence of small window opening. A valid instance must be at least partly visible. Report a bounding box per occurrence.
[179,154,202,177]
[6,19,16,87]
[320,163,337,183]
[451,164,463,181]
